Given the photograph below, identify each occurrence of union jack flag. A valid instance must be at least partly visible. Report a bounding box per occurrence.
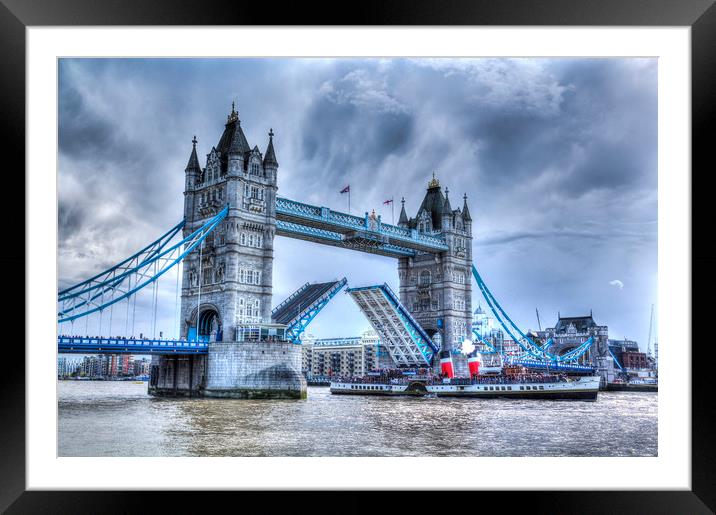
[340,185,350,194]
[383,198,393,205]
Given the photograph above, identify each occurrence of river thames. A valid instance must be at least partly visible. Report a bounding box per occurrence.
[58,381,657,457]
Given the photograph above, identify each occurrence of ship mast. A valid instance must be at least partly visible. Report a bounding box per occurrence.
[646,303,654,357]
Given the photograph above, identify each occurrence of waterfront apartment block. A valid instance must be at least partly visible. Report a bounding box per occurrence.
[301,330,392,377]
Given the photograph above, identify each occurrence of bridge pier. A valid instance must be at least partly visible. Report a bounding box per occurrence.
[204,341,306,399]
[148,354,206,397]
[147,342,307,399]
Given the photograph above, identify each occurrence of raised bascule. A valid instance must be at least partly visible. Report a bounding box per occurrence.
[57,103,593,398]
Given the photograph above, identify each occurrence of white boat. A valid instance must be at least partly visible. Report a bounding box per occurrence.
[330,375,600,401]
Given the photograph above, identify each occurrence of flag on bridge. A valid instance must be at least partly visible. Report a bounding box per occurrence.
[340,185,351,214]
[384,198,394,223]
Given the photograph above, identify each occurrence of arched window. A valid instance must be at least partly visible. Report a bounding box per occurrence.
[240,233,246,246]
[244,184,250,197]
[249,234,255,247]
[257,235,263,248]
[419,270,431,286]
[251,162,260,175]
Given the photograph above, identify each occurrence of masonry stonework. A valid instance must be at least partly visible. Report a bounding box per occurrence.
[204,342,306,399]
[149,104,306,399]
[397,175,474,376]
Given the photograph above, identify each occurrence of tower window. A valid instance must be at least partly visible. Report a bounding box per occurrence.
[419,270,431,286]
[251,163,260,175]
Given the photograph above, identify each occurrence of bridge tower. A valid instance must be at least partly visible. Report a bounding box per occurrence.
[179,103,278,343]
[150,104,305,399]
[397,175,473,375]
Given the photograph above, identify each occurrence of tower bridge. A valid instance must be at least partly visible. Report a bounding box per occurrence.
[58,103,593,398]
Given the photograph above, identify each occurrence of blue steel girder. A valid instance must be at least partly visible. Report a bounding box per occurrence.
[508,358,596,373]
[284,278,348,343]
[347,284,438,365]
[275,197,448,254]
[275,219,415,258]
[57,336,208,354]
[541,338,554,351]
[471,328,498,353]
[471,264,548,360]
[58,206,229,323]
[609,347,626,372]
[556,336,595,362]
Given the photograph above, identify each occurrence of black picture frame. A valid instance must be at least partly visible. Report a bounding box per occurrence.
[3,0,714,512]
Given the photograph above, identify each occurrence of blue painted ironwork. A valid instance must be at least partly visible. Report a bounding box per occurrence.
[471,328,498,353]
[347,283,438,365]
[279,278,348,343]
[471,264,595,364]
[58,206,229,323]
[272,281,311,318]
[507,357,596,373]
[275,220,416,257]
[276,197,449,253]
[379,283,439,361]
[609,346,626,372]
[57,336,208,354]
[471,264,547,359]
[556,336,595,363]
[59,220,185,298]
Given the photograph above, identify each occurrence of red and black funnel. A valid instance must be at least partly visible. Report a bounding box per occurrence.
[439,350,455,379]
[467,350,481,377]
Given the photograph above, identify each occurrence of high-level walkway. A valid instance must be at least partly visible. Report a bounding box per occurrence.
[275,197,449,258]
[347,283,439,366]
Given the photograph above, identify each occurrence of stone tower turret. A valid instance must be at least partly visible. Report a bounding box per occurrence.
[183,136,202,223]
[179,103,278,343]
[397,174,473,376]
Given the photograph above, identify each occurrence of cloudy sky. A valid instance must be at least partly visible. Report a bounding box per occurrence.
[58,58,657,349]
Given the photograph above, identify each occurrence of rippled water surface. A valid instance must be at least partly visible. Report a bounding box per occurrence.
[58,381,657,457]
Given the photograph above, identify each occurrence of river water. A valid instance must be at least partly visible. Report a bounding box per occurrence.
[58,381,657,457]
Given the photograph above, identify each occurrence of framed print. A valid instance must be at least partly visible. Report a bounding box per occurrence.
[3,0,715,512]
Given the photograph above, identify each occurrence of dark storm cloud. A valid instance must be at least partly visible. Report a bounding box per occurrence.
[58,57,658,347]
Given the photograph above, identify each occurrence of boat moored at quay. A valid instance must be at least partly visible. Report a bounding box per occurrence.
[330,367,601,400]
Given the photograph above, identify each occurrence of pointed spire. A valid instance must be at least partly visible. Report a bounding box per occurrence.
[228,115,250,154]
[228,101,239,123]
[428,172,440,189]
[442,187,452,214]
[185,135,201,173]
[462,193,472,221]
[263,128,278,167]
[398,197,408,225]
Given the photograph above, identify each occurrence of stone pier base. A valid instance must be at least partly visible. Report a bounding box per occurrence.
[148,354,206,397]
[204,341,307,399]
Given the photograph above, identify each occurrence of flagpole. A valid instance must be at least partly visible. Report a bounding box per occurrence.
[391,198,394,224]
[348,189,351,215]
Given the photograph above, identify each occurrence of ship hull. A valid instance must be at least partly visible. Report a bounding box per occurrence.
[605,383,657,392]
[330,376,600,401]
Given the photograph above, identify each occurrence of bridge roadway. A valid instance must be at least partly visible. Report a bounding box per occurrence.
[275,197,449,258]
[58,336,208,354]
